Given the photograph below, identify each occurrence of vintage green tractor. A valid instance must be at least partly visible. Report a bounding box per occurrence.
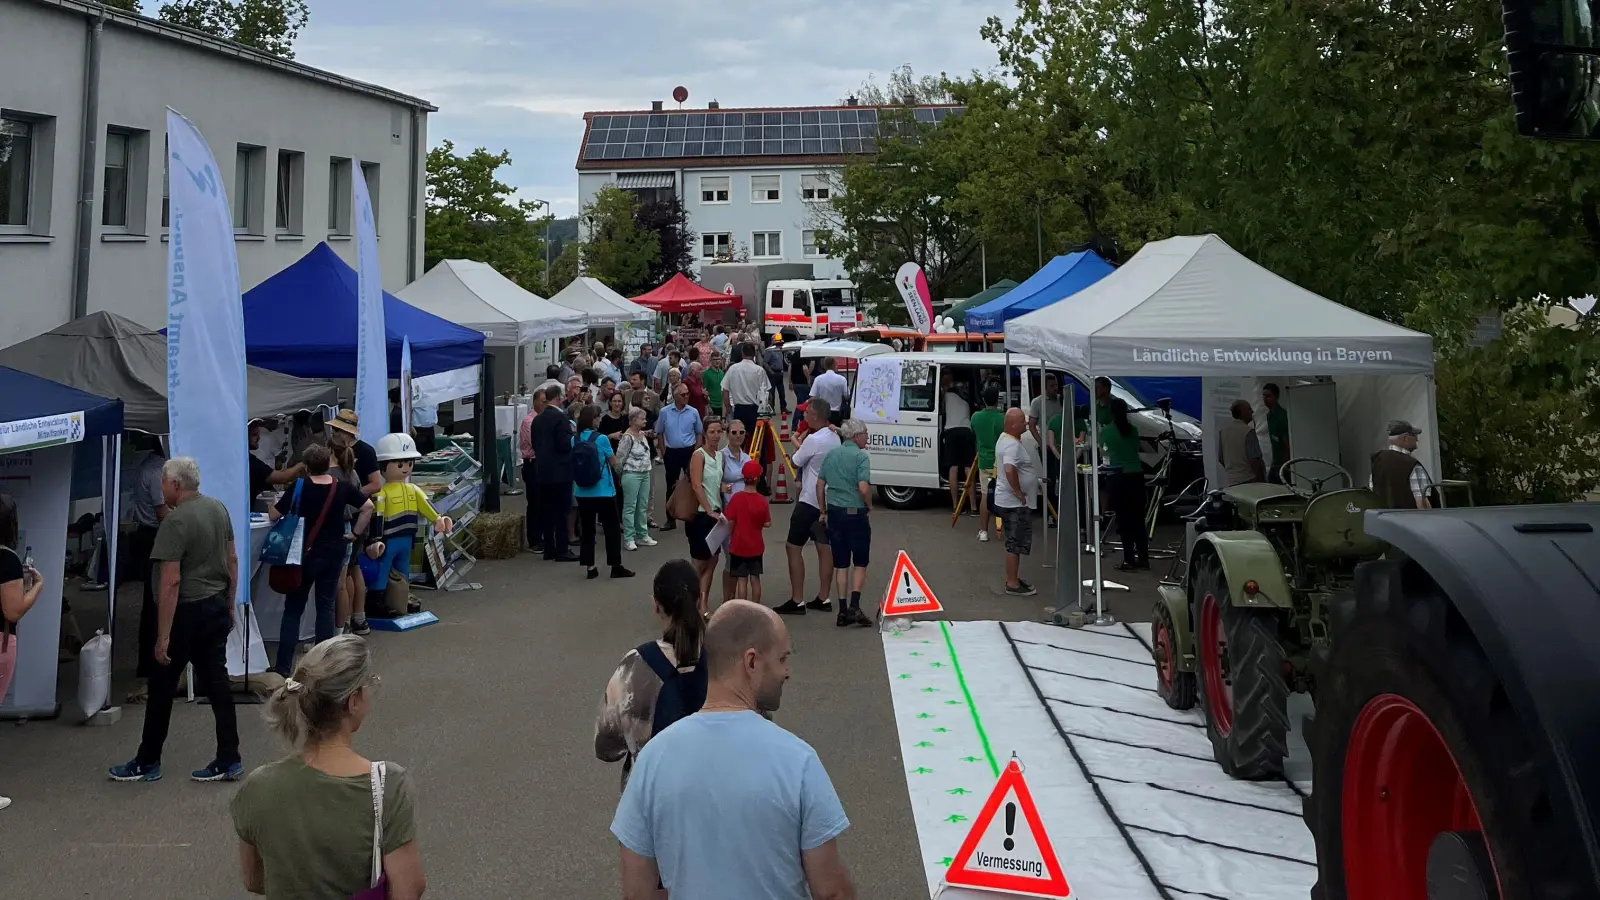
[1152,457,1387,779]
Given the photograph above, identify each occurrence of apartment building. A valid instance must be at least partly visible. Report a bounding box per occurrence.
[574,100,963,281]
[0,0,433,348]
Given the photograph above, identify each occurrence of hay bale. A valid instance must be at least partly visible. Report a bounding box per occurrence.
[469,511,522,560]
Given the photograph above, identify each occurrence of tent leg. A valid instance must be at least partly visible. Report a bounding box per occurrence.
[479,350,501,513]
[1050,366,1080,626]
[1087,386,1113,626]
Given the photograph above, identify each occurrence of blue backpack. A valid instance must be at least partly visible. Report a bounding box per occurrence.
[636,642,708,736]
[572,431,605,488]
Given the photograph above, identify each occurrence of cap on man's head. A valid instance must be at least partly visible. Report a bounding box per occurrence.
[1387,420,1422,437]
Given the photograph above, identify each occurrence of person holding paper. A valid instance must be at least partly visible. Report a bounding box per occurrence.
[686,418,725,618]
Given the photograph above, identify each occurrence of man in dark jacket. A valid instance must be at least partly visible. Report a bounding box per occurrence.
[1370,420,1432,510]
[531,384,579,561]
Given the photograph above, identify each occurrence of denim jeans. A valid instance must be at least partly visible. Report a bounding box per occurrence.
[620,471,652,542]
[276,544,344,675]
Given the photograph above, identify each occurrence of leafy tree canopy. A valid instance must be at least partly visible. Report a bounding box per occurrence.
[424,140,552,291]
[155,0,309,58]
[579,186,660,296]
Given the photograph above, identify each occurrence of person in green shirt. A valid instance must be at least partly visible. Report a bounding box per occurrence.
[1262,383,1289,483]
[703,353,727,415]
[969,385,1006,543]
[1101,397,1149,571]
[817,419,874,627]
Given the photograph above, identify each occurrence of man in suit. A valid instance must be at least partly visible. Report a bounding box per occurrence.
[530,383,579,561]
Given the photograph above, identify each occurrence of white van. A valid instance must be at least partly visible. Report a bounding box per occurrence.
[806,350,1203,509]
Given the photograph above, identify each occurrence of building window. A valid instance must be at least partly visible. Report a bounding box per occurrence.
[803,229,830,258]
[750,174,780,203]
[699,175,729,204]
[328,157,352,234]
[752,231,782,258]
[102,131,129,227]
[701,232,731,260]
[275,149,304,233]
[801,174,831,202]
[0,116,33,228]
[234,144,266,233]
[360,161,380,231]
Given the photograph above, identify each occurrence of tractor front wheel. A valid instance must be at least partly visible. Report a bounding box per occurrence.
[1304,560,1583,900]
[1152,600,1196,710]
[1192,556,1289,779]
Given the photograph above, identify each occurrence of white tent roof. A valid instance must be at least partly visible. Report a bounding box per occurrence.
[395,259,588,345]
[1006,234,1434,376]
[547,276,655,325]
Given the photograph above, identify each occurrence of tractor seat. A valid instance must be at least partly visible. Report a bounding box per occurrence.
[1300,488,1387,561]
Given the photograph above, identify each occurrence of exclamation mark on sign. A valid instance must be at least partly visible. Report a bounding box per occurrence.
[904,572,914,596]
[1003,802,1016,851]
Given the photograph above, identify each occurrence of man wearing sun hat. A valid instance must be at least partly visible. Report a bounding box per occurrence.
[327,409,383,633]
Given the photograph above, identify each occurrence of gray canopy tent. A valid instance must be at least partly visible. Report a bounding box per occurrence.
[0,311,338,431]
[1006,234,1437,622]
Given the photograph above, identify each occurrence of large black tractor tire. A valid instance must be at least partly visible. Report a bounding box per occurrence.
[1152,600,1197,710]
[1304,558,1586,900]
[1190,555,1289,779]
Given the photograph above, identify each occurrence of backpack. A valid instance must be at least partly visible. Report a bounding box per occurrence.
[572,431,605,488]
[636,641,708,736]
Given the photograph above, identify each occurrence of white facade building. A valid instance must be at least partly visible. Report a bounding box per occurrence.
[0,0,433,349]
[574,102,961,283]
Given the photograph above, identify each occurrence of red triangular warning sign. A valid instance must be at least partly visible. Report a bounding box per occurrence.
[881,551,942,616]
[944,759,1071,898]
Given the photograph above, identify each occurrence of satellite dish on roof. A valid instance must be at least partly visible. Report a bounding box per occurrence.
[673,86,689,105]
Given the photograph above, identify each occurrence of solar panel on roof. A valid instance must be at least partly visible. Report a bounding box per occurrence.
[583,106,965,160]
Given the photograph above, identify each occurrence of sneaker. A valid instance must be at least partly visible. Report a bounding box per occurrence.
[625,540,638,552]
[639,536,659,547]
[851,608,875,627]
[191,760,244,782]
[108,760,162,782]
[1005,581,1039,597]
[0,796,10,811]
[805,597,832,612]
[977,530,989,543]
[610,566,636,579]
[587,567,600,580]
[836,608,852,627]
[772,600,808,616]
[350,617,371,636]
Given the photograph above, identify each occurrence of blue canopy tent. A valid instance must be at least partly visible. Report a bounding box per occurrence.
[967,251,1201,417]
[241,242,486,378]
[0,366,124,447]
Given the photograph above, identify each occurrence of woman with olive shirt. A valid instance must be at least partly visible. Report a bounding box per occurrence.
[0,492,45,811]
[1102,397,1149,571]
[685,417,725,617]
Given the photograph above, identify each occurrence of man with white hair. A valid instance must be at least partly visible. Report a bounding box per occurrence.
[816,419,875,627]
[110,456,242,784]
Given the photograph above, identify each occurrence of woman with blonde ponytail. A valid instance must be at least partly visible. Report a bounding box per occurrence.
[231,636,427,899]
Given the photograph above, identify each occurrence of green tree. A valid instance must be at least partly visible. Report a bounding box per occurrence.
[578,186,659,296]
[635,195,696,287]
[546,242,582,294]
[157,0,309,58]
[848,64,953,107]
[424,140,551,290]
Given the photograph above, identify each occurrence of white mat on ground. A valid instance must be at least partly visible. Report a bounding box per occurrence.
[884,620,1317,900]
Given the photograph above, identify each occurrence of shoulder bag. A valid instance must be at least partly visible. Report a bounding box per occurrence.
[349,761,390,900]
[268,480,340,594]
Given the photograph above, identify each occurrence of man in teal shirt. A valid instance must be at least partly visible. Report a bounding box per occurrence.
[1262,383,1289,483]
[816,419,874,627]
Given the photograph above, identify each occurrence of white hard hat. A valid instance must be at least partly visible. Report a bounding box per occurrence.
[375,432,422,463]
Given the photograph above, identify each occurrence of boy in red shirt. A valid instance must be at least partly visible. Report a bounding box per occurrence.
[723,459,772,603]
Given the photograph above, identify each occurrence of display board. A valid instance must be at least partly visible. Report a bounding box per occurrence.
[1282,380,1340,479]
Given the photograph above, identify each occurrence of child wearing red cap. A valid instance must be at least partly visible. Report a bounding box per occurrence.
[722,459,771,603]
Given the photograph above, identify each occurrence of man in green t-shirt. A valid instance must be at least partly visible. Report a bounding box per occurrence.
[703,353,726,415]
[1262,383,1289,483]
[969,385,1006,543]
[817,419,874,627]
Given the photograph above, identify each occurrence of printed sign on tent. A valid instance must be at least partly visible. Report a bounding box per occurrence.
[882,551,942,616]
[944,758,1071,898]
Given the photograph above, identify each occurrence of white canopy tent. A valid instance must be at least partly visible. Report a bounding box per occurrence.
[547,276,656,325]
[396,259,589,345]
[1006,234,1439,619]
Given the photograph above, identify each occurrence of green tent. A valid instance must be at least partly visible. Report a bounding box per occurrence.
[942,279,1019,325]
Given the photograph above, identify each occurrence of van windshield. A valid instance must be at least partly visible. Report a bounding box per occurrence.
[812,287,855,306]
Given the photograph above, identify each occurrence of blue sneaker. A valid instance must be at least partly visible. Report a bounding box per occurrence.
[191,759,244,782]
[108,760,162,782]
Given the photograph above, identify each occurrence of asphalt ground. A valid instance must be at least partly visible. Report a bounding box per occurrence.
[0,485,1173,899]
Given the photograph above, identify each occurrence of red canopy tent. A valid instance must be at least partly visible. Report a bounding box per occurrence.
[632,273,743,314]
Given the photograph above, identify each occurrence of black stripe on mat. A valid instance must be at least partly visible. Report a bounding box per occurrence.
[1161,885,1234,900]
[1123,620,1154,653]
[1281,776,1308,800]
[1023,663,1157,694]
[1000,621,1175,900]
[1042,693,1207,730]
[1012,636,1156,668]
[1124,824,1316,868]
[1062,729,1219,763]
[1092,773,1303,818]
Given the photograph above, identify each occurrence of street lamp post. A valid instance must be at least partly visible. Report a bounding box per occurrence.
[532,197,552,294]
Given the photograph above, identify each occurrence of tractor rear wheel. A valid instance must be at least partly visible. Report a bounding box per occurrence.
[1304,559,1585,900]
[1192,556,1289,779]
[1152,600,1196,710]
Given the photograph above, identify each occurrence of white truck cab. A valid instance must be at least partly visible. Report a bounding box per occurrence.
[764,280,861,338]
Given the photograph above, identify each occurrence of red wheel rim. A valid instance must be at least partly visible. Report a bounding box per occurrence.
[1198,591,1232,735]
[1154,617,1175,692]
[1342,693,1496,900]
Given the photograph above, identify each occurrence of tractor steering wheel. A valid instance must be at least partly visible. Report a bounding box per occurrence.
[1278,457,1354,498]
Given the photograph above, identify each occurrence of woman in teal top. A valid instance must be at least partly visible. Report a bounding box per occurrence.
[1101,397,1149,571]
[573,405,634,581]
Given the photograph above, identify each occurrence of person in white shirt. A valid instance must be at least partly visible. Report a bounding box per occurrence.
[940,370,975,513]
[993,409,1039,597]
[724,344,771,437]
[772,399,840,616]
[809,359,849,426]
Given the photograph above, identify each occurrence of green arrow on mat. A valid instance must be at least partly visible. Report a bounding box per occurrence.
[944,814,969,823]
[921,687,940,693]
[960,756,983,763]
[922,641,933,645]
[909,651,922,657]
[946,787,970,795]
[938,857,953,866]
[910,767,935,774]
[930,661,946,668]
[916,713,934,719]
[932,727,951,733]
[897,673,913,680]
[944,700,962,706]
[913,741,934,748]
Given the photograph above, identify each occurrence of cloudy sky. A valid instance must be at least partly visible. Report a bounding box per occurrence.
[295,0,1006,217]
